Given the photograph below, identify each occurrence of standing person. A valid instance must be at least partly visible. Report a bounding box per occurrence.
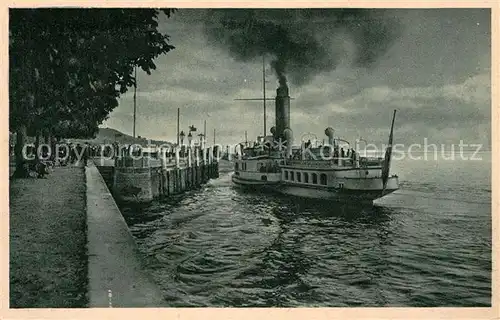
[83,143,89,166]
[75,144,82,165]
[59,143,68,166]
[69,144,76,163]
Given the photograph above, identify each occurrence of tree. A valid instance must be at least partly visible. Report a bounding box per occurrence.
[9,8,176,177]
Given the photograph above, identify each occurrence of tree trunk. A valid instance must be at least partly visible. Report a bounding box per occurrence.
[35,130,41,162]
[42,129,54,161]
[43,129,49,144]
[12,124,28,179]
[49,132,56,161]
[11,26,37,179]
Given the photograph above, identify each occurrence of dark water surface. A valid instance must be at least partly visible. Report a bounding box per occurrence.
[120,152,491,307]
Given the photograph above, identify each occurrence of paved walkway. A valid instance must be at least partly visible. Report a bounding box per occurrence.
[9,165,88,308]
[10,162,166,308]
[86,163,166,307]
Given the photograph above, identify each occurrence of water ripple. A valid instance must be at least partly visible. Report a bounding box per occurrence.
[120,160,491,307]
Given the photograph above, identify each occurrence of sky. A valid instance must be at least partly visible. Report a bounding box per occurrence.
[102,8,491,149]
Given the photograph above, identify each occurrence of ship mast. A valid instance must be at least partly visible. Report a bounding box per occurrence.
[262,56,266,137]
[233,56,293,138]
[133,65,137,138]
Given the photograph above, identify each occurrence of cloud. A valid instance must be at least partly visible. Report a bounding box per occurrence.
[102,8,491,148]
[286,73,491,146]
[343,73,490,115]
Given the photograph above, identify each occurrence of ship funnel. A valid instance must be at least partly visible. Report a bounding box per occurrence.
[325,127,335,145]
[275,83,291,140]
[283,128,293,157]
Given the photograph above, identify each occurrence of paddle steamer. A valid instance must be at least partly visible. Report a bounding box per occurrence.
[231,65,399,204]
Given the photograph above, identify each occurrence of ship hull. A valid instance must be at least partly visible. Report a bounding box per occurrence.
[231,174,281,193]
[273,184,397,203]
[232,173,398,203]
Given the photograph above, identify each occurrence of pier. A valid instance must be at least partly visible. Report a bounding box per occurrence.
[94,145,220,203]
[86,163,166,307]
[9,144,221,307]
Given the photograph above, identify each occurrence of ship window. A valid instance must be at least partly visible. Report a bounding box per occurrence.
[312,173,318,184]
[297,172,301,182]
[291,171,295,181]
[284,171,289,180]
[261,175,267,181]
[304,172,309,183]
[320,173,327,185]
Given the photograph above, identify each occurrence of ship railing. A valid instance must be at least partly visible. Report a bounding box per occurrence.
[283,156,356,165]
[359,156,384,167]
[242,149,271,158]
[338,158,354,167]
[258,166,280,173]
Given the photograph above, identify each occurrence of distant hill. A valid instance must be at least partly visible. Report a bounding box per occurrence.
[69,128,174,147]
[8,127,174,147]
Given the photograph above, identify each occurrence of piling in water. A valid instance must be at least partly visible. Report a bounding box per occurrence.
[96,148,219,203]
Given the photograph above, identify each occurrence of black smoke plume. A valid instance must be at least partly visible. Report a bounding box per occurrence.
[203,9,401,86]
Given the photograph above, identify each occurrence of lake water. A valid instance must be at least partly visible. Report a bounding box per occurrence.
[120,151,491,307]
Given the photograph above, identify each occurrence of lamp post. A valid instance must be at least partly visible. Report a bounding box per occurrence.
[188,131,193,160]
[179,130,185,157]
[198,133,204,148]
[198,133,204,163]
[187,132,193,167]
[179,130,185,146]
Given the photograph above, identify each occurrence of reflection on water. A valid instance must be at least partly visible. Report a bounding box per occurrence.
[120,155,491,307]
